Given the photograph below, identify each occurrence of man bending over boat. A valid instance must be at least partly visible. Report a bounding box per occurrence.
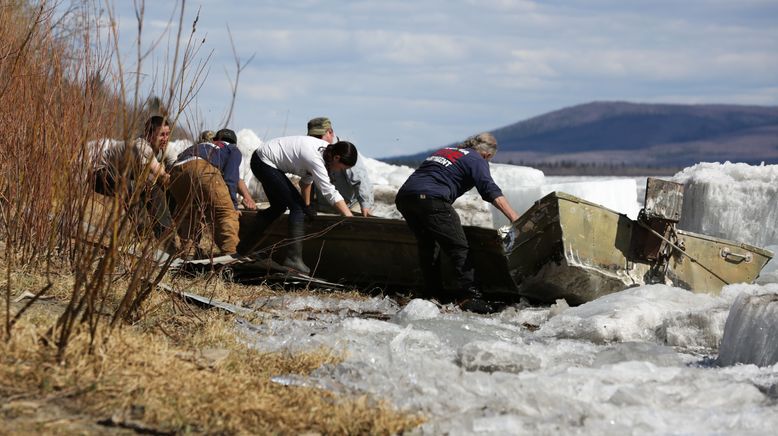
[169,128,242,258]
[395,132,520,313]
[247,135,359,274]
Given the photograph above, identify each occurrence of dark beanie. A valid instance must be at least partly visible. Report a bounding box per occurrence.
[214,128,238,144]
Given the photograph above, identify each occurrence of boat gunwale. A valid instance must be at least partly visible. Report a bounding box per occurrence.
[537,191,774,259]
[675,229,774,259]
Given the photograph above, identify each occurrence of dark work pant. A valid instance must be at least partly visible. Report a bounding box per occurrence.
[395,194,474,296]
[93,168,173,239]
[169,160,239,254]
[250,153,305,233]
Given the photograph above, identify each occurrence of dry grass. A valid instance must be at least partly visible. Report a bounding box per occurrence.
[1,270,424,434]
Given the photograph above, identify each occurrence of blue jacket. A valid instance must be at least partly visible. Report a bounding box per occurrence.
[398,147,503,203]
[176,141,242,208]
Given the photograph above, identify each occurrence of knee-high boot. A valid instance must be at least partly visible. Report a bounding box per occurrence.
[282,220,311,275]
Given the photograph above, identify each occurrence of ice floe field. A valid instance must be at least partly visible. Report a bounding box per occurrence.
[167,132,778,435]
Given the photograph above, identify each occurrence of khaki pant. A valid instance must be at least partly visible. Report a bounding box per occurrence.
[169,159,239,255]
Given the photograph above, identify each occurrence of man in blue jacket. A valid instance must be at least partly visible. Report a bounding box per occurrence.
[395,132,520,313]
[169,128,242,257]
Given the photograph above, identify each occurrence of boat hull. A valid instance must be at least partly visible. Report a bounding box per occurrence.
[238,212,515,295]
[504,192,773,304]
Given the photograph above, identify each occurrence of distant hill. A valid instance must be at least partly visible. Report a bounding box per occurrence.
[384,102,778,172]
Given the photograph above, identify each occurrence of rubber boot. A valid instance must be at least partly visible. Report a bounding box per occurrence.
[282,221,311,275]
[458,287,496,314]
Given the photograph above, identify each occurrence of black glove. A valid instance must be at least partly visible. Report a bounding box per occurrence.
[303,205,317,221]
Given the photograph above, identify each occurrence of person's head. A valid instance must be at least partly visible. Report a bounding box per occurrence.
[307,117,336,144]
[460,132,498,161]
[144,116,171,152]
[214,128,238,144]
[322,141,358,172]
[198,130,216,143]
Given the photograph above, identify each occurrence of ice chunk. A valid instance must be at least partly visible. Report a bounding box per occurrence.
[164,138,193,167]
[548,299,570,317]
[235,129,265,200]
[673,162,778,248]
[235,128,263,155]
[471,415,526,434]
[393,299,440,324]
[658,310,729,349]
[592,342,686,367]
[538,285,727,344]
[720,282,778,302]
[756,245,778,285]
[489,163,545,189]
[341,318,405,336]
[718,290,778,367]
[494,178,640,226]
[363,157,415,187]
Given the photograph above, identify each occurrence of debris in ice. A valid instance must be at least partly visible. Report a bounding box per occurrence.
[457,340,541,373]
[497,305,552,328]
[718,289,778,367]
[249,295,399,316]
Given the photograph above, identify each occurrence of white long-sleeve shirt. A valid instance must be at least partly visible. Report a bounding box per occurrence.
[95,137,158,181]
[314,152,373,212]
[255,135,344,205]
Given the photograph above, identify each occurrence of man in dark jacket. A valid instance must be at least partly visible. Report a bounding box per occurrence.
[395,132,520,313]
[169,128,242,257]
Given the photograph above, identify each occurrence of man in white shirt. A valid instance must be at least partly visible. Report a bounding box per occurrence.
[246,136,359,273]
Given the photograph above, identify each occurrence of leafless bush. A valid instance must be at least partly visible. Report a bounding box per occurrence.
[0,0,208,359]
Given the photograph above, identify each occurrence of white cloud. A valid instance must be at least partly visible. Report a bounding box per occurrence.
[506,50,560,78]
[463,0,538,13]
[355,31,468,65]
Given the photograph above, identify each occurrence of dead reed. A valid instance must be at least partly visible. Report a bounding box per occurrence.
[0,0,206,357]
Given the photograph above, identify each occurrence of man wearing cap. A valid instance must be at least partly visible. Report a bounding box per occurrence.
[305,117,374,217]
[395,132,520,313]
[169,128,242,257]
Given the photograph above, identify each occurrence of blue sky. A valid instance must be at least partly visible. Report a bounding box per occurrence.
[107,0,778,158]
